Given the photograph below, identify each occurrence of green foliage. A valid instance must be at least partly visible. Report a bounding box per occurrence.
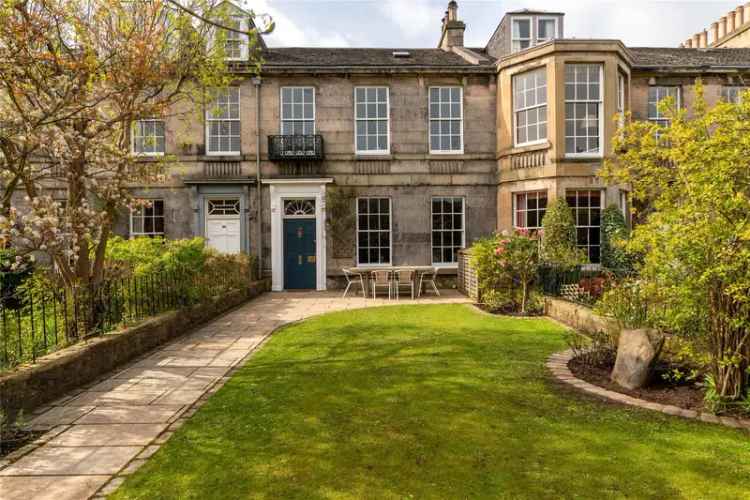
[602,80,750,402]
[600,204,631,272]
[594,278,651,330]
[540,199,587,267]
[105,236,207,277]
[470,231,540,314]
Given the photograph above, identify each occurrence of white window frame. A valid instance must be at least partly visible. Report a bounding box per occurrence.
[566,189,604,264]
[130,199,165,237]
[222,15,249,61]
[431,196,465,267]
[513,191,548,230]
[513,67,548,147]
[205,87,241,156]
[280,86,316,135]
[354,86,390,155]
[647,86,680,125]
[511,16,532,53]
[428,86,464,155]
[536,16,558,44]
[356,197,392,267]
[722,86,749,104]
[131,119,166,157]
[617,72,627,128]
[564,63,604,159]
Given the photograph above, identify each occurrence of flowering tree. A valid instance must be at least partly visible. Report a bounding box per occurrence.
[0,0,271,289]
[602,81,750,404]
[470,230,540,314]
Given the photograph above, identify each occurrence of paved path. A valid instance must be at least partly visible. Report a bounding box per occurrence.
[0,290,470,500]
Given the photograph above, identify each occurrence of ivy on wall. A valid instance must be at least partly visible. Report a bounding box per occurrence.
[326,187,356,259]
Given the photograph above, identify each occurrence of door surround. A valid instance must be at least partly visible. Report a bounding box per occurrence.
[204,198,242,254]
[264,178,333,292]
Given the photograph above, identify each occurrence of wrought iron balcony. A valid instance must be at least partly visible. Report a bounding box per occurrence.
[268,135,324,162]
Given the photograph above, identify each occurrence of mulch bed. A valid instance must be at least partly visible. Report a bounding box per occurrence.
[569,358,705,411]
[1,428,43,458]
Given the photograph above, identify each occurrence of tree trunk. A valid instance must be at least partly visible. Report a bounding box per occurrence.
[709,285,750,400]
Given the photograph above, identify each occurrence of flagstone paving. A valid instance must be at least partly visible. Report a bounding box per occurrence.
[0,290,469,500]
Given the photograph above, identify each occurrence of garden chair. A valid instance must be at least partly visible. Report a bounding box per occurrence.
[371,270,393,300]
[418,267,440,297]
[394,269,415,300]
[342,268,367,298]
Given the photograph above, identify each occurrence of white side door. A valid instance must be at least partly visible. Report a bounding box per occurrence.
[206,218,241,254]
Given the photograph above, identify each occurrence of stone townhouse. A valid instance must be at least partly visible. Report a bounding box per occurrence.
[117,2,750,291]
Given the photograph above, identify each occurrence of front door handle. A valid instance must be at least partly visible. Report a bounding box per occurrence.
[307,255,316,264]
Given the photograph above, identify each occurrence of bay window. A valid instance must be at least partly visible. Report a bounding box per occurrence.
[513,68,547,146]
[566,190,603,263]
[564,64,603,157]
[514,191,547,230]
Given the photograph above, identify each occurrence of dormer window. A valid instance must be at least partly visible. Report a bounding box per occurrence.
[223,16,248,61]
[511,18,532,52]
[537,17,557,43]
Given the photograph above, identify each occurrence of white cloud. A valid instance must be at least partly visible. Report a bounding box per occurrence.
[377,0,438,44]
[238,0,355,47]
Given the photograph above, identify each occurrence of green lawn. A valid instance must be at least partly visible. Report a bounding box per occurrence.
[112,304,750,500]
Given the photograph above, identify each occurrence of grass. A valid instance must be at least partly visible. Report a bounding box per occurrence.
[112,304,750,500]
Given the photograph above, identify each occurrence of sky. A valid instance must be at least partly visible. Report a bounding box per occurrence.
[241,0,742,49]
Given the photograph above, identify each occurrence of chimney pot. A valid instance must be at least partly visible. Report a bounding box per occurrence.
[710,22,719,44]
[727,11,736,33]
[736,6,745,26]
[744,3,750,26]
[719,16,727,38]
[439,1,464,50]
[699,30,708,47]
[685,38,693,48]
[692,33,701,47]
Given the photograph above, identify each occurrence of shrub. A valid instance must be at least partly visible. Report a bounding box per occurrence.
[600,204,631,272]
[540,199,587,268]
[594,278,651,330]
[470,230,540,314]
[105,236,207,277]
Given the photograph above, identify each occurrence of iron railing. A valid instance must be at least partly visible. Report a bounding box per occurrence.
[0,265,251,371]
[268,134,324,162]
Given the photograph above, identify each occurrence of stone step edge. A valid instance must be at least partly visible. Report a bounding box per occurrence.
[547,349,750,431]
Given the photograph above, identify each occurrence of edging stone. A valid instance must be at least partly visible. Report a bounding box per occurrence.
[0,280,269,417]
[548,349,750,432]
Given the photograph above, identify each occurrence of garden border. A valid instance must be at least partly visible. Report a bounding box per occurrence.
[0,279,270,417]
[547,349,750,431]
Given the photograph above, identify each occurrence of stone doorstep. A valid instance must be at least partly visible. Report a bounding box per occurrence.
[548,350,750,432]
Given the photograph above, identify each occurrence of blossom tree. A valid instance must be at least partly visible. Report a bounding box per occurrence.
[0,0,271,289]
[602,81,750,404]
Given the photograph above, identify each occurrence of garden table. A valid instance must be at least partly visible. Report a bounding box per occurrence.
[346,266,435,299]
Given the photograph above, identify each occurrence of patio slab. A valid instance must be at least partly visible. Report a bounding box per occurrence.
[2,290,470,499]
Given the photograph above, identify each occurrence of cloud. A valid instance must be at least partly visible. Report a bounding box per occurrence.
[239,0,355,47]
[376,0,439,43]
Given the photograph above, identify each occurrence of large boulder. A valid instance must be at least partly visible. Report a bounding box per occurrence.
[611,329,665,390]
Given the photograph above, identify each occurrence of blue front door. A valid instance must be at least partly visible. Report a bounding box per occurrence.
[284,219,317,289]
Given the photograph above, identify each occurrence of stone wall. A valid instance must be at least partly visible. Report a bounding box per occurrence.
[0,280,269,417]
[544,296,618,335]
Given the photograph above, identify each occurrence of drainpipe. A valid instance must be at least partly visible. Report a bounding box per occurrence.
[252,75,263,280]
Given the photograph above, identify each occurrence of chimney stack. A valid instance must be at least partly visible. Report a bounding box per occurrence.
[439,1,465,50]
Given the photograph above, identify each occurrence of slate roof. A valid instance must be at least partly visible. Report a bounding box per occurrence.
[261,48,496,72]
[629,47,750,69]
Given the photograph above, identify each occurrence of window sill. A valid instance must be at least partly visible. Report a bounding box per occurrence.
[563,154,603,163]
[499,141,551,158]
[355,153,392,161]
[201,154,243,161]
[428,151,465,159]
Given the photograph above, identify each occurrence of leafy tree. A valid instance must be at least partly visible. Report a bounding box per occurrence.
[540,198,587,267]
[0,0,272,289]
[600,204,631,271]
[602,81,750,403]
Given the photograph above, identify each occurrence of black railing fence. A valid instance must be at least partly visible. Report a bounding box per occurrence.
[0,264,251,371]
